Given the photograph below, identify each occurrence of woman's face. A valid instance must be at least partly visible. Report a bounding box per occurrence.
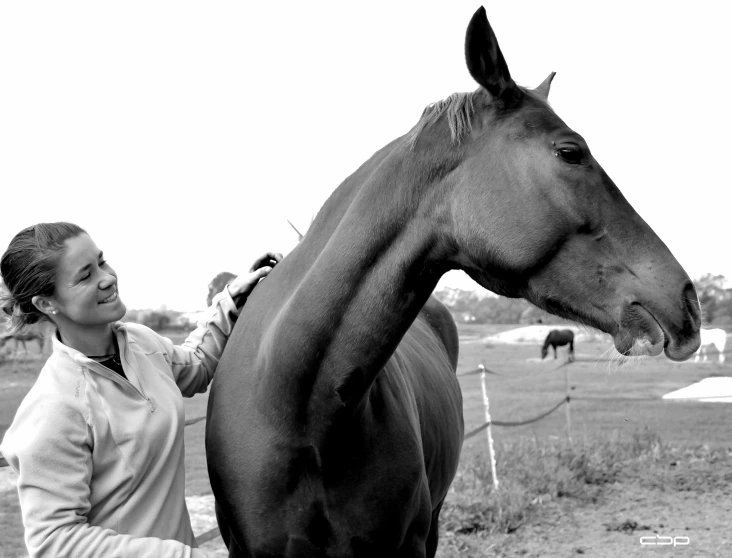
[50,233,126,327]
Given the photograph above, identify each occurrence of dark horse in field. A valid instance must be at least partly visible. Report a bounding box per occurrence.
[206,7,701,557]
[541,329,575,362]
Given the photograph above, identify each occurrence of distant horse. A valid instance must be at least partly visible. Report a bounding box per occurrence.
[541,329,575,362]
[206,7,701,557]
[0,329,46,356]
[694,327,727,363]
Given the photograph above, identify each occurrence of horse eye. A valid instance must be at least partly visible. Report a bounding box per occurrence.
[556,147,583,165]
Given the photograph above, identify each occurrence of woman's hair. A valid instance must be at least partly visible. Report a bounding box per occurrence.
[0,222,87,335]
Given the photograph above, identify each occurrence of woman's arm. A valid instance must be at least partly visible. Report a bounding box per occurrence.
[154,252,281,396]
[1,394,208,558]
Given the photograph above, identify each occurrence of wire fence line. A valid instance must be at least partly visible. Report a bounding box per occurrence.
[462,396,569,441]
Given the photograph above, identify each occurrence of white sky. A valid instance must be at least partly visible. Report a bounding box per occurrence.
[1,1,729,311]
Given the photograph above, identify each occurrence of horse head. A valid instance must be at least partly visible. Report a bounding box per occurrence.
[410,7,700,360]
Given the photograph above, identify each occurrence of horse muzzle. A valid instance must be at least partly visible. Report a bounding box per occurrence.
[613,303,666,357]
[614,282,701,361]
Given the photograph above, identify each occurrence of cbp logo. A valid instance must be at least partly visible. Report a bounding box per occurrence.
[639,535,690,547]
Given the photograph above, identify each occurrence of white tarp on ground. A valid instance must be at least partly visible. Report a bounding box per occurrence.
[483,325,609,344]
[662,377,732,403]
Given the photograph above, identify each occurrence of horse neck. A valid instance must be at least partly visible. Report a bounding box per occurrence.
[261,138,457,437]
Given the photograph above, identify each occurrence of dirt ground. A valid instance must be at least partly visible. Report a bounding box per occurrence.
[437,479,732,557]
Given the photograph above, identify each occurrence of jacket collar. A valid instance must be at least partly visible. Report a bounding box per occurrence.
[50,322,130,366]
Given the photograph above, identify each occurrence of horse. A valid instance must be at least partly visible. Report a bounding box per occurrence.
[206,7,701,557]
[694,327,727,363]
[0,329,46,356]
[541,329,575,362]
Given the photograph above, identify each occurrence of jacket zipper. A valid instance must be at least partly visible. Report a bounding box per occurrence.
[120,343,156,413]
[88,357,155,414]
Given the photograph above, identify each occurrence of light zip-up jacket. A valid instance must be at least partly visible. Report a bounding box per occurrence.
[0,288,240,558]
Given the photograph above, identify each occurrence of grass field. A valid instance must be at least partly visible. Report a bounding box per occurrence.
[1,325,731,557]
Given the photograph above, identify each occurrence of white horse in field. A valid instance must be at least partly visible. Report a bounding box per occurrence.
[694,327,727,363]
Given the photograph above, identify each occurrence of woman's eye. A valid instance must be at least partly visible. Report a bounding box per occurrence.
[556,147,583,165]
[81,273,91,281]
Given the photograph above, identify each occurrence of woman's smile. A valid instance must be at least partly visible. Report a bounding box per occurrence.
[100,291,119,304]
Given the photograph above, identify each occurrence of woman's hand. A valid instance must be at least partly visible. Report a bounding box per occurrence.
[226,252,283,300]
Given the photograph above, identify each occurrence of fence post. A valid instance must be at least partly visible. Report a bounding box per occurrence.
[479,364,499,490]
[563,364,572,444]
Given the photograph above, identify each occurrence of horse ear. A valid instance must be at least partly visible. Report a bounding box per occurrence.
[465,7,520,105]
[533,72,556,101]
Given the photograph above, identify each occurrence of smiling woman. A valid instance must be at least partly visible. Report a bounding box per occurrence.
[31,231,128,357]
[0,221,282,558]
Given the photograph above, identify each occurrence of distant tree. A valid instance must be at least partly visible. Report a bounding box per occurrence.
[207,272,237,307]
[519,305,574,325]
[140,311,171,332]
[434,287,537,324]
[471,296,532,324]
[693,274,731,325]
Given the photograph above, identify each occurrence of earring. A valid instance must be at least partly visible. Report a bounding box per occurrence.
[50,309,57,315]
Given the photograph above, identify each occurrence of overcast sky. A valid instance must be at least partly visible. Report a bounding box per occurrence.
[1,1,729,311]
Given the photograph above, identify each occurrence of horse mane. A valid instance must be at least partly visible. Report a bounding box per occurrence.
[406,91,477,149]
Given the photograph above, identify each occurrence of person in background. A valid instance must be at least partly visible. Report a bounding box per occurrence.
[0,222,281,558]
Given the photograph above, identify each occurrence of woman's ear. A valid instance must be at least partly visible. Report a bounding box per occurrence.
[32,295,58,317]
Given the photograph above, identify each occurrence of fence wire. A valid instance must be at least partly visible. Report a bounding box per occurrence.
[463,396,569,440]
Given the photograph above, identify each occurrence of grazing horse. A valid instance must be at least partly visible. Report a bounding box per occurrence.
[206,7,701,557]
[541,329,575,362]
[694,327,727,363]
[0,329,46,356]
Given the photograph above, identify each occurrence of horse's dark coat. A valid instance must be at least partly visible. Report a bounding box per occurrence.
[541,329,575,361]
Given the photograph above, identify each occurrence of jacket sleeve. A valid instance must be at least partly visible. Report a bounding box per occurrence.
[154,287,241,397]
[0,393,209,558]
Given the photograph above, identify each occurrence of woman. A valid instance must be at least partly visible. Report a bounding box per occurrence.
[0,222,281,558]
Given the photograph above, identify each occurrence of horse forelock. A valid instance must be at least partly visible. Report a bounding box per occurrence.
[406,91,477,149]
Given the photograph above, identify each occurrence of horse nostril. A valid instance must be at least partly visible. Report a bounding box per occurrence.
[683,282,702,329]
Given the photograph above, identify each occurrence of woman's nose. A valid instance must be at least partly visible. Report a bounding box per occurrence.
[99,271,117,290]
